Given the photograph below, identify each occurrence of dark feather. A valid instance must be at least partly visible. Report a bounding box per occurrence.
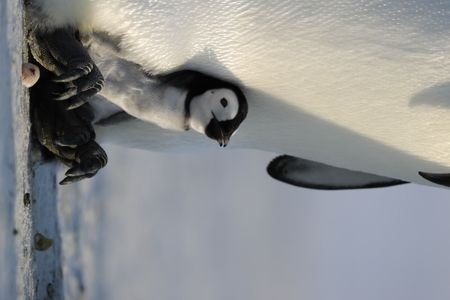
[267,155,408,190]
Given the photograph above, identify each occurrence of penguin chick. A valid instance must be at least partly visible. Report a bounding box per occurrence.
[87,36,248,147]
[96,65,247,147]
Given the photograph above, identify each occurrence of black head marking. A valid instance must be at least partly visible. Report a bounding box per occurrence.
[157,70,248,133]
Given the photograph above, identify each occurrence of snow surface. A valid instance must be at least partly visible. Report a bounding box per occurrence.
[0,1,20,298]
[1,2,63,299]
[62,146,450,300]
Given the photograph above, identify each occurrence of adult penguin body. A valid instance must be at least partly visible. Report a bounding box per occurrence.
[26,0,450,188]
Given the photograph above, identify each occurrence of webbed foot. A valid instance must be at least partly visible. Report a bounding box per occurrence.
[28,26,104,109]
[30,67,107,185]
[33,104,108,185]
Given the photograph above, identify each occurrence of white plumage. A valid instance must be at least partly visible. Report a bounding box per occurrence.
[32,0,450,186]
[88,42,189,131]
[87,36,243,139]
[28,0,93,31]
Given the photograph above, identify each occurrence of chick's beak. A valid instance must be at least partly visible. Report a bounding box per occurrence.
[213,114,228,147]
[206,113,231,148]
[218,135,229,147]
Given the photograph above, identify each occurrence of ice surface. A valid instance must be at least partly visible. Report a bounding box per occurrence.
[0,1,19,298]
[65,146,450,300]
[1,2,63,299]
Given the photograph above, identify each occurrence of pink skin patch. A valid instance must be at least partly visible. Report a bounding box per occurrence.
[22,63,40,88]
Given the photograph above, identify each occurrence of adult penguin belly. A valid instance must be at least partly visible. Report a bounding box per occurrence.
[91,0,450,187]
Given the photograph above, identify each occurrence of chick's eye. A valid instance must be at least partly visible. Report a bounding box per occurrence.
[220,98,228,107]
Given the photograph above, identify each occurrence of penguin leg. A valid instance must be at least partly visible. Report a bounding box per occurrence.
[28,26,104,110]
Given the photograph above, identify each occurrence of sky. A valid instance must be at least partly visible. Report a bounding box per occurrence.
[59,145,450,300]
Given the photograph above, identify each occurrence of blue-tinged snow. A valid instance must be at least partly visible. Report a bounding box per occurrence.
[65,146,450,300]
[0,1,19,299]
[1,2,64,299]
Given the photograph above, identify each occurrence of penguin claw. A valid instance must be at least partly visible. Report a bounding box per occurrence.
[68,141,108,176]
[53,131,107,185]
[28,26,104,107]
[54,130,106,185]
[65,88,100,110]
[57,63,104,110]
[52,85,78,101]
[53,63,93,83]
[59,172,97,185]
[59,141,108,185]
[75,66,104,91]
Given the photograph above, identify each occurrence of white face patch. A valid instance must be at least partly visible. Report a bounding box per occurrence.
[189,88,239,134]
